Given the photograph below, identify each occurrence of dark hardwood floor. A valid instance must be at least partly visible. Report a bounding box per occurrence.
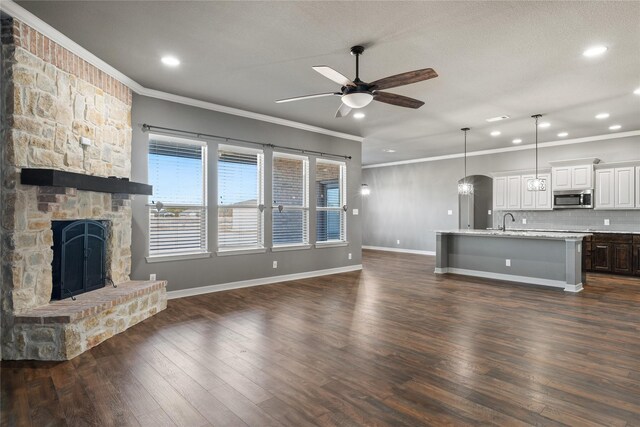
[3,249,640,426]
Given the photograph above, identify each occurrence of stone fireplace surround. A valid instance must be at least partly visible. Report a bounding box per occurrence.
[1,17,167,360]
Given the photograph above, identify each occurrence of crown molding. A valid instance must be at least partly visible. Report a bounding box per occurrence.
[0,0,364,143]
[363,130,640,169]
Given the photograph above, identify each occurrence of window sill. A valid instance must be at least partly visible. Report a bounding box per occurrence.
[271,244,312,252]
[216,247,267,256]
[315,241,349,248]
[146,252,211,263]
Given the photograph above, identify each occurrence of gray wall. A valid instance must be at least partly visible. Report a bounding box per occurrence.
[362,136,640,252]
[130,95,362,292]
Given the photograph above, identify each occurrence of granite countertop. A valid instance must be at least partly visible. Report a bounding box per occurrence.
[489,228,640,235]
[436,229,592,240]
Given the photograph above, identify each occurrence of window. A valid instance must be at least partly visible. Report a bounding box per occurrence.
[218,145,264,250]
[148,135,207,257]
[316,159,346,242]
[272,153,309,246]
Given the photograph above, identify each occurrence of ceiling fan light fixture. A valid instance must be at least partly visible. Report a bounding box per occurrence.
[341,92,374,109]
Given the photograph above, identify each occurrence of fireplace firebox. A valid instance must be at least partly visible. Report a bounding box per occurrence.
[51,220,109,300]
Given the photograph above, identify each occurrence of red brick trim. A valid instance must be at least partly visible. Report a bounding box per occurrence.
[8,18,132,105]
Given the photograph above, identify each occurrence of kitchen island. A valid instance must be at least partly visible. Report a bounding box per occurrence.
[435,230,591,292]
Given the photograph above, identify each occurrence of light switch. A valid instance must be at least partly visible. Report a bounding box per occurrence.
[272,261,278,269]
[447,210,453,215]
[506,259,511,267]
[352,209,359,215]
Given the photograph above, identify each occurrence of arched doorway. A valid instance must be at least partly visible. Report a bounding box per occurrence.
[458,175,493,230]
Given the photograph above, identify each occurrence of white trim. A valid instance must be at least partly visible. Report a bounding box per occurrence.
[315,241,349,248]
[216,247,267,256]
[146,252,211,263]
[166,264,363,299]
[271,244,312,252]
[362,245,436,256]
[363,131,640,169]
[433,267,583,293]
[0,0,363,143]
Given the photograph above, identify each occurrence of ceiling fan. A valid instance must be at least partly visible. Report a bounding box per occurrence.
[275,45,438,118]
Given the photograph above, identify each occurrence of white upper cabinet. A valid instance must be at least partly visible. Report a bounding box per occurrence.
[507,175,521,209]
[535,173,553,210]
[520,173,552,210]
[637,166,640,208]
[595,169,615,209]
[552,167,572,190]
[520,175,536,210]
[596,166,636,209]
[614,167,635,209]
[572,165,593,189]
[552,165,593,190]
[493,176,508,210]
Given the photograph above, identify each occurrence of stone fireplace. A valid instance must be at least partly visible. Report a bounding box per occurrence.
[1,17,166,360]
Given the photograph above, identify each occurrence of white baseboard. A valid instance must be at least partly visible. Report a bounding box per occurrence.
[434,267,582,292]
[362,246,435,256]
[166,264,363,299]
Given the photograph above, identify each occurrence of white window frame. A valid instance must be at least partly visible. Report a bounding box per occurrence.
[217,144,265,254]
[272,152,310,249]
[315,158,347,246]
[146,134,209,261]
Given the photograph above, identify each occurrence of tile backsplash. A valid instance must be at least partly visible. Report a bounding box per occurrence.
[492,210,640,232]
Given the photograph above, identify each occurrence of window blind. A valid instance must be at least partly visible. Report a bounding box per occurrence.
[316,160,346,242]
[273,154,309,245]
[148,136,207,256]
[218,146,264,249]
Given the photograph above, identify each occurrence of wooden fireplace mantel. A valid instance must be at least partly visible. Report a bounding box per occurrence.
[21,168,152,195]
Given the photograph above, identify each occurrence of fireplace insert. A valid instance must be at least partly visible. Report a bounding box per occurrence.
[51,220,109,300]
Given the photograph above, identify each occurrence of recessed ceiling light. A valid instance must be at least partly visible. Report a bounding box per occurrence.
[490,131,501,136]
[609,124,621,130]
[583,45,608,57]
[383,148,396,153]
[595,113,610,119]
[161,56,180,66]
[353,112,366,119]
[557,132,568,137]
[634,87,640,95]
[538,122,550,128]
[512,139,522,144]
[486,115,510,122]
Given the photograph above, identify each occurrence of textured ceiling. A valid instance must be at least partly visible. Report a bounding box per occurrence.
[16,1,640,165]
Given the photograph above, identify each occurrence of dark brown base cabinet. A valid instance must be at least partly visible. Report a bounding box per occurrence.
[583,234,640,277]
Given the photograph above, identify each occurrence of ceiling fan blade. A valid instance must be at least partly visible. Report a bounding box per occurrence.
[312,66,354,86]
[369,68,438,90]
[275,92,341,103]
[374,92,425,109]
[335,103,352,118]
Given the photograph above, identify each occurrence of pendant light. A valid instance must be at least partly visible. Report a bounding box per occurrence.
[527,114,546,191]
[458,127,474,195]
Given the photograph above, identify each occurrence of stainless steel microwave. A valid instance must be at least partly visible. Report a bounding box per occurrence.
[553,189,594,209]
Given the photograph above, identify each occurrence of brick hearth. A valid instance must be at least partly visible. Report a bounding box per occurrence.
[12,280,167,360]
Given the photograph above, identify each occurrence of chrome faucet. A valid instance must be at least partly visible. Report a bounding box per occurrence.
[501,212,515,231]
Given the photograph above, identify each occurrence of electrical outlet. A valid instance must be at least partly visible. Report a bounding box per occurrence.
[522,218,527,224]
[505,259,511,267]
[488,210,492,215]
[352,209,359,215]
[149,273,156,281]
[272,261,278,269]
[348,253,352,260]
[447,210,453,216]
[396,239,401,245]
[604,219,610,226]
